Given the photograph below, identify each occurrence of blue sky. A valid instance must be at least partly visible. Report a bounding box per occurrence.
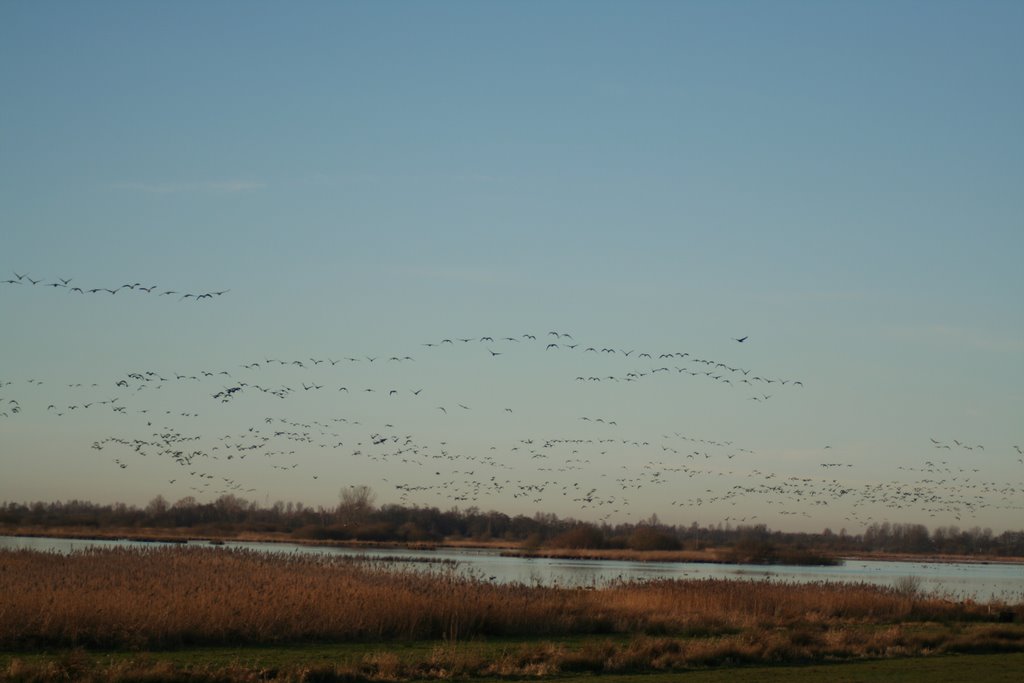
[2,1,1022,533]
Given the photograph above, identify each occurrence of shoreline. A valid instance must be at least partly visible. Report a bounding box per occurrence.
[4,526,1024,566]
[837,550,1024,566]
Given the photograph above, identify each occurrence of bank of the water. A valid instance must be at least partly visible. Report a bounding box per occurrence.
[501,547,840,566]
[5,526,1024,566]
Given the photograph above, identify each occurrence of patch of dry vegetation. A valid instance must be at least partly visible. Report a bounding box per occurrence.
[504,544,727,561]
[1,546,1021,678]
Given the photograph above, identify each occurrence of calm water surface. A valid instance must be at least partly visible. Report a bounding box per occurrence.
[2,535,1021,601]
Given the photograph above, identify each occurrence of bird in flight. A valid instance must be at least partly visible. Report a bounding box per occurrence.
[733,336,749,343]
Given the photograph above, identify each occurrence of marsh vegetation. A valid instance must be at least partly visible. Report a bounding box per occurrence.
[1,546,1022,682]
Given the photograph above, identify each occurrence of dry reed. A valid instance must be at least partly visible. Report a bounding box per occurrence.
[0,546,1019,652]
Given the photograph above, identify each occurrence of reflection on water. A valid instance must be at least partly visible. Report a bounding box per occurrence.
[2,535,1021,601]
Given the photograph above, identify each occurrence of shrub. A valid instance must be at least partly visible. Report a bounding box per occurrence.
[627,527,681,551]
[546,524,605,549]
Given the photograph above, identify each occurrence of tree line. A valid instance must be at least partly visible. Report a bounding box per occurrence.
[1,490,1022,558]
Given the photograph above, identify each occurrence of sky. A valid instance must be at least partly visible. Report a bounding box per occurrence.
[1,0,1022,534]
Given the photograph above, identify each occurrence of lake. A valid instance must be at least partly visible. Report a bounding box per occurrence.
[2,534,1021,601]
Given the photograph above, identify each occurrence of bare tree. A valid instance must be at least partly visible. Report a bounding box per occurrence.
[146,495,168,516]
[337,485,376,525]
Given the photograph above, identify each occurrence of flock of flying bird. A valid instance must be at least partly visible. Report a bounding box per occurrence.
[3,270,1022,531]
[0,272,228,301]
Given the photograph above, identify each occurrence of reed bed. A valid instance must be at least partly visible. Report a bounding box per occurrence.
[0,547,1018,651]
[503,547,729,563]
[506,545,837,566]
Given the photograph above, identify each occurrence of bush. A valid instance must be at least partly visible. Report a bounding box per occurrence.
[893,575,923,599]
[546,524,605,549]
[351,522,398,541]
[627,527,681,551]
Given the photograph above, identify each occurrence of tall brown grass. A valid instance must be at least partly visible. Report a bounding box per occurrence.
[0,547,1018,651]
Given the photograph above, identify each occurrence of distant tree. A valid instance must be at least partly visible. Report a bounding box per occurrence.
[146,495,168,516]
[337,485,376,526]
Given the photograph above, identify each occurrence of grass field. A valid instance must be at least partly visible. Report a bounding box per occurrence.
[2,645,1023,682]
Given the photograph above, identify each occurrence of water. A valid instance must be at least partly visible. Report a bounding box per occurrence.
[2,535,1021,601]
